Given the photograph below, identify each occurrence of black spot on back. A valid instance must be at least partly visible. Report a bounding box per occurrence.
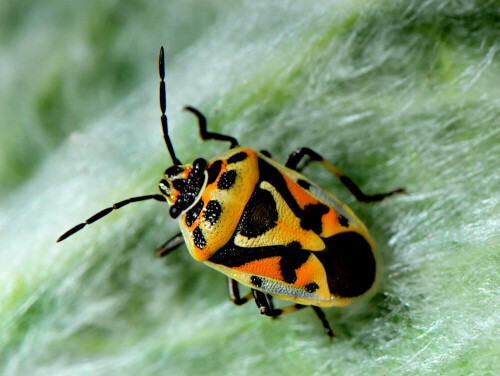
[173,179,188,191]
[305,282,319,293]
[251,275,263,287]
[297,179,311,190]
[218,170,237,190]
[300,203,329,234]
[279,241,310,284]
[237,187,278,238]
[227,151,247,164]
[204,200,222,225]
[338,215,349,227]
[315,232,375,298]
[193,226,207,249]
[185,200,204,227]
[207,160,222,185]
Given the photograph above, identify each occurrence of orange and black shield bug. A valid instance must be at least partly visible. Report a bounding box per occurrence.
[57,47,404,337]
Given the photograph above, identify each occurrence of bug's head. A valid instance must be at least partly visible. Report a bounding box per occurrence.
[158,158,207,218]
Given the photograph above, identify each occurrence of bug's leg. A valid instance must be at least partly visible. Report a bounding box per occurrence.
[311,306,336,338]
[227,278,253,305]
[252,290,335,337]
[252,290,306,317]
[183,106,239,149]
[155,233,185,258]
[285,147,405,202]
[266,294,276,311]
[57,194,167,242]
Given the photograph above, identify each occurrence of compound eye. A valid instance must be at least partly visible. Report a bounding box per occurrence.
[192,158,207,174]
[169,205,181,218]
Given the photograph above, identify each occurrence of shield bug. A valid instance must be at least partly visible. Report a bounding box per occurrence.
[58,46,404,337]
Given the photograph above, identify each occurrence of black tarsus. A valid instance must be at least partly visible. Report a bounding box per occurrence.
[183,106,239,149]
[159,46,181,165]
[57,194,166,242]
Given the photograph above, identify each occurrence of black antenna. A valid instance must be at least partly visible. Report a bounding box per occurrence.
[159,46,181,165]
[57,194,166,242]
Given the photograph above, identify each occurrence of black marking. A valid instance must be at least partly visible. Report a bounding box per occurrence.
[301,203,329,234]
[279,241,310,284]
[315,232,375,298]
[258,158,309,221]
[227,151,247,164]
[305,282,319,293]
[218,170,237,190]
[185,200,204,227]
[237,187,278,238]
[338,214,349,227]
[165,165,184,177]
[258,158,332,235]
[192,226,207,249]
[204,200,222,225]
[207,160,223,185]
[217,170,237,189]
[209,241,310,285]
[173,179,188,191]
[251,275,263,287]
[297,179,311,190]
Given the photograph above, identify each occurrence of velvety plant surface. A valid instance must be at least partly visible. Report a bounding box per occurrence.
[0,1,498,375]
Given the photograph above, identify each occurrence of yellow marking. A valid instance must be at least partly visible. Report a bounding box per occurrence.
[234,182,325,251]
[283,174,318,209]
[293,255,330,300]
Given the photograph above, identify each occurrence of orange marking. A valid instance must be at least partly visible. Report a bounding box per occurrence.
[234,256,283,281]
[293,256,325,288]
[321,209,342,237]
[283,175,318,209]
[274,221,325,251]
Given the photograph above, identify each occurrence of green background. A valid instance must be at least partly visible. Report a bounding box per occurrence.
[1,1,498,375]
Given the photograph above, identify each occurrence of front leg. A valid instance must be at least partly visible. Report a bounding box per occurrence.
[155,233,184,257]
